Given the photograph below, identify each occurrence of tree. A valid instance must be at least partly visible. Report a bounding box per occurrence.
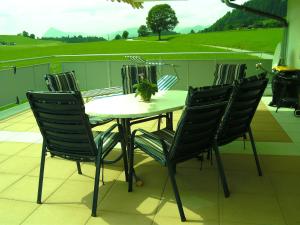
[190,29,195,34]
[122,30,129,39]
[138,25,149,37]
[146,4,178,40]
[29,33,35,39]
[22,30,29,37]
[114,34,122,40]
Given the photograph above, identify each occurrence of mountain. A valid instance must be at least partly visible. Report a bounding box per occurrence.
[43,27,90,38]
[204,0,287,32]
[174,25,207,34]
[105,27,139,40]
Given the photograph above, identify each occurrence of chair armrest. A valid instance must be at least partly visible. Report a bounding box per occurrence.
[131,128,169,155]
[96,123,119,149]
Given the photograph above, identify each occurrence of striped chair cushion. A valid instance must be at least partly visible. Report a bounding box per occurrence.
[157,75,178,91]
[213,64,246,85]
[121,65,157,94]
[45,71,80,92]
[82,86,123,99]
[93,131,120,155]
[134,129,175,165]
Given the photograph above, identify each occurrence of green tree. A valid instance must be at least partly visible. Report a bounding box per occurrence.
[122,30,129,39]
[146,4,178,40]
[29,33,35,39]
[190,29,195,34]
[138,25,149,37]
[22,30,29,37]
[114,34,122,40]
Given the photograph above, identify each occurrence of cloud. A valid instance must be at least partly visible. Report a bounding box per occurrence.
[0,0,248,37]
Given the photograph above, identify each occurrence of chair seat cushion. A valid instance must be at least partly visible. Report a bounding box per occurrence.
[89,117,113,127]
[134,128,175,165]
[93,131,120,156]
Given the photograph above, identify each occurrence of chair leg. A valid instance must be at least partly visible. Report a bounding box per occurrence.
[248,128,263,176]
[91,157,101,217]
[76,161,82,175]
[243,134,247,150]
[157,117,162,130]
[120,136,129,182]
[37,142,47,204]
[128,138,134,192]
[167,162,186,222]
[212,143,230,198]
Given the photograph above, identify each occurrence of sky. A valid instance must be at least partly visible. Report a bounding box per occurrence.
[0,0,248,37]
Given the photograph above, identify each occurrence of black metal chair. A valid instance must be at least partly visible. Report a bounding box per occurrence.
[26,91,128,217]
[213,73,268,198]
[44,71,122,128]
[44,71,125,164]
[213,63,247,85]
[128,85,233,221]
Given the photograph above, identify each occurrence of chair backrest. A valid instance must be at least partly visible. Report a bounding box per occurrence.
[168,85,233,163]
[216,73,268,145]
[157,74,178,91]
[26,91,98,161]
[121,65,157,94]
[45,71,80,92]
[213,64,247,85]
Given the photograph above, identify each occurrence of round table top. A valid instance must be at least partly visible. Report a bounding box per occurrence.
[85,90,188,119]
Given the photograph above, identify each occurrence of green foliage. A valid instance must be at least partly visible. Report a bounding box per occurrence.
[122,31,129,39]
[190,29,195,34]
[114,34,122,40]
[204,0,287,32]
[22,31,29,37]
[29,34,35,39]
[138,25,149,37]
[133,77,157,102]
[42,35,106,43]
[146,4,178,40]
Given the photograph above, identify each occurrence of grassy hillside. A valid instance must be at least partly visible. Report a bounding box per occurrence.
[0,28,283,72]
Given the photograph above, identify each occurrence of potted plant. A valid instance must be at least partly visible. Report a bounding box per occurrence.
[133,76,157,102]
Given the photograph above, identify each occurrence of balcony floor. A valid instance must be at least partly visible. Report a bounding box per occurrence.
[0,97,300,225]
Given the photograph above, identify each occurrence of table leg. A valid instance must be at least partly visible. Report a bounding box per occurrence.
[120,118,143,187]
[166,112,174,130]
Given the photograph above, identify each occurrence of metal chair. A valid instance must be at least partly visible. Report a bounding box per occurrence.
[213,73,268,197]
[213,63,247,85]
[128,85,233,221]
[26,91,128,217]
[44,71,124,164]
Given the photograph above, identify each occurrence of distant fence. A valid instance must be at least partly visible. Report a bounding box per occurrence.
[0,63,50,106]
[0,57,272,107]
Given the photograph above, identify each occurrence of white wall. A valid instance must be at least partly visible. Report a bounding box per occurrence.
[287,0,300,68]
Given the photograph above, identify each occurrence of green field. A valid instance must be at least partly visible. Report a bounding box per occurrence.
[0,28,283,72]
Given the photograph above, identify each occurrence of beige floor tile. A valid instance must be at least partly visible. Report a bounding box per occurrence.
[28,157,77,179]
[0,199,38,225]
[21,204,91,225]
[163,168,219,193]
[277,195,300,225]
[269,172,300,195]
[2,123,34,131]
[0,155,40,175]
[46,179,113,208]
[0,173,23,193]
[68,163,123,182]
[0,175,64,202]
[262,155,300,173]
[86,211,154,225]
[0,122,11,129]
[99,180,161,216]
[0,142,32,155]
[0,154,9,163]
[154,216,219,225]
[157,190,219,221]
[220,193,285,225]
[17,143,42,158]
[124,164,168,194]
[223,171,275,196]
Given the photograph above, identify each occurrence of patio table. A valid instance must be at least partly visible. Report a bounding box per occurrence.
[85,90,188,184]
